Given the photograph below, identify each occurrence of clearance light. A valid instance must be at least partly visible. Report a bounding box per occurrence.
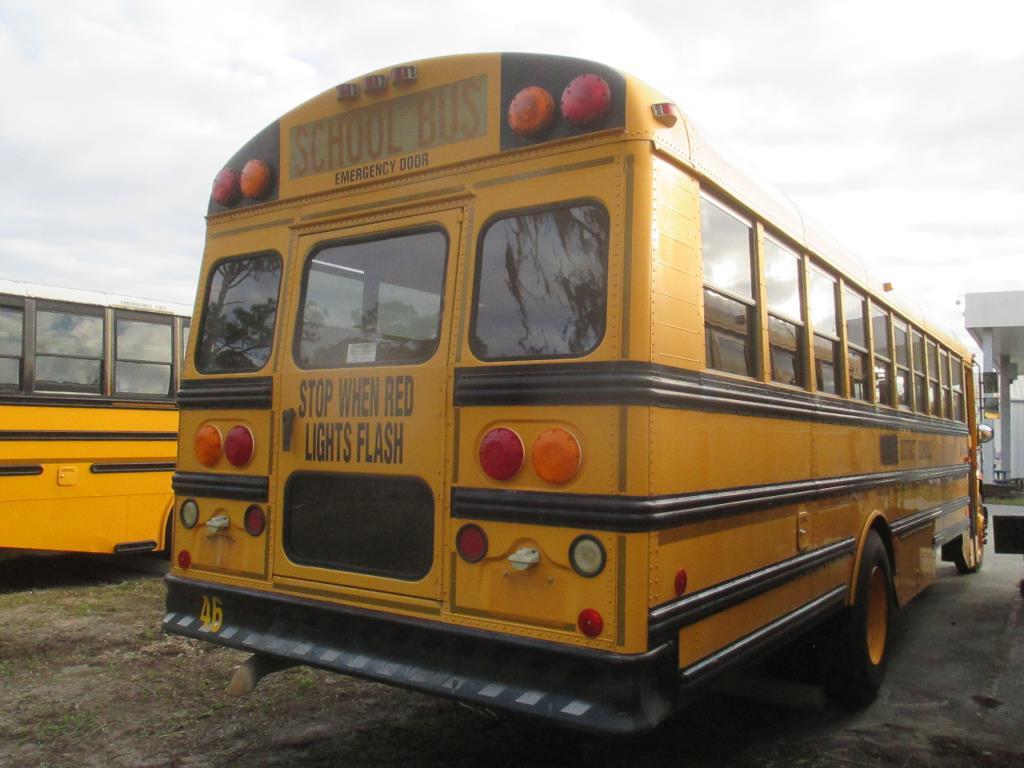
[570,535,606,578]
[577,608,604,637]
[456,524,488,563]
[194,424,223,467]
[177,550,192,570]
[336,82,361,101]
[211,168,240,207]
[240,159,272,199]
[479,427,524,481]
[651,102,679,127]
[674,569,688,596]
[244,505,266,536]
[391,65,418,85]
[365,74,389,93]
[508,86,555,138]
[180,499,199,529]
[224,425,255,467]
[532,428,581,484]
[561,74,612,127]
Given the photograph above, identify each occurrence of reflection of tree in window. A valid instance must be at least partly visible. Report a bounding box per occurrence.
[198,255,280,372]
[474,205,608,359]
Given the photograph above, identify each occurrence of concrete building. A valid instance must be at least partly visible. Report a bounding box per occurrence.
[964,291,1024,480]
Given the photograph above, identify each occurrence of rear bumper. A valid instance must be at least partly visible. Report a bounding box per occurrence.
[163,575,678,734]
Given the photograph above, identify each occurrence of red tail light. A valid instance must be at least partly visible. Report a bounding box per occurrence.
[177,550,192,570]
[456,524,488,563]
[560,74,612,127]
[578,608,604,637]
[479,428,524,481]
[224,425,254,467]
[674,568,688,596]
[212,168,240,206]
[244,505,266,536]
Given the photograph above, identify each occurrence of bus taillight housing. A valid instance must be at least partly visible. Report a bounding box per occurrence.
[479,428,524,481]
[224,425,255,467]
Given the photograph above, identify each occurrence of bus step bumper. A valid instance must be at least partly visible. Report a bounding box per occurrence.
[163,575,678,734]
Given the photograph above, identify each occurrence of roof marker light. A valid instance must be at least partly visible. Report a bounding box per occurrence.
[336,82,361,101]
[651,102,679,127]
[365,74,389,93]
[240,159,272,199]
[508,86,555,138]
[391,65,418,85]
[561,74,612,127]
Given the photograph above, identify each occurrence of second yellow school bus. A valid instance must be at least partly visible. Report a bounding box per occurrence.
[163,53,984,732]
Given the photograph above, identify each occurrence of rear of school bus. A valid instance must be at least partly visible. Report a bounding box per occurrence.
[164,53,683,733]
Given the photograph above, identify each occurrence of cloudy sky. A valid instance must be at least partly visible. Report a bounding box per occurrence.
[1,0,1021,348]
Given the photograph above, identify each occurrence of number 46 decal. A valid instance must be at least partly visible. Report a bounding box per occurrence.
[200,595,223,633]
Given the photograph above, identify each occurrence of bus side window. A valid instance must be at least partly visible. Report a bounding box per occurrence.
[843,288,869,402]
[763,236,805,387]
[926,339,940,416]
[35,306,104,394]
[808,266,839,394]
[115,314,173,397]
[911,328,927,413]
[870,302,892,405]
[893,319,911,408]
[0,305,24,390]
[951,355,965,421]
[701,195,756,377]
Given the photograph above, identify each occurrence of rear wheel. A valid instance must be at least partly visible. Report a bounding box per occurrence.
[822,530,893,708]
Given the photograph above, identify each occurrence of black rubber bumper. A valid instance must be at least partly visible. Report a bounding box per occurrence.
[163,575,678,734]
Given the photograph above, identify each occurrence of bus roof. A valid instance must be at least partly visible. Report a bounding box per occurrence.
[0,279,192,317]
[207,52,967,355]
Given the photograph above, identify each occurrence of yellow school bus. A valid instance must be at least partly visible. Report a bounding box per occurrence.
[1,280,190,556]
[163,53,984,733]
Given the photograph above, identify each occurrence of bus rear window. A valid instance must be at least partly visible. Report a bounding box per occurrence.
[196,253,281,373]
[296,229,447,368]
[471,202,609,360]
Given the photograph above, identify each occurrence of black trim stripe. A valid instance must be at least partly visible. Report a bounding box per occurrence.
[679,585,847,689]
[648,538,855,643]
[177,377,273,410]
[114,540,158,554]
[0,465,43,477]
[0,394,174,409]
[172,471,269,502]
[454,362,969,437]
[453,464,970,532]
[891,496,970,537]
[0,430,177,442]
[91,462,176,474]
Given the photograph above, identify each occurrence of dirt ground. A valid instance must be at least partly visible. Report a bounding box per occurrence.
[0,552,1021,768]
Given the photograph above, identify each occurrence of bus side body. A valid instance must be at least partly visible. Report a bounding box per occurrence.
[163,53,981,734]
[0,290,188,557]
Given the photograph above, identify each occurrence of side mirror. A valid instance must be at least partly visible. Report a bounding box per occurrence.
[977,424,994,444]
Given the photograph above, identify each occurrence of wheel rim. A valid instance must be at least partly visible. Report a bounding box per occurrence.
[866,565,889,665]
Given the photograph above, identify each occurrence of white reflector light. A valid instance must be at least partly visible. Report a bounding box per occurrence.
[570,535,606,577]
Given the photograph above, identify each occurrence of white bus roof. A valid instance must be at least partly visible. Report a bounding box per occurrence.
[0,279,192,318]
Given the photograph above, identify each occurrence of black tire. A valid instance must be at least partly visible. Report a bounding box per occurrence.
[822,530,893,709]
[952,533,984,575]
[161,513,174,558]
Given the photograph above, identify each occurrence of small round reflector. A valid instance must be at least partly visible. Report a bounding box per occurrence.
[224,425,255,467]
[240,159,272,199]
[578,608,604,637]
[243,505,266,536]
[560,74,612,127]
[674,568,688,596]
[211,168,240,206]
[532,428,581,484]
[508,86,555,138]
[479,428,524,481]
[456,524,488,563]
[570,535,606,577]
[177,550,192,570]
[180,499,199,529]
[194,424,222,467]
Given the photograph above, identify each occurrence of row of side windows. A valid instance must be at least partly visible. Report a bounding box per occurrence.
[700,193,966,421]
[0,299,189,399]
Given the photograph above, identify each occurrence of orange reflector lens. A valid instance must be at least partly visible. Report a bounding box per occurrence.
[532,428,581,484]
[240,159,272,199]
[194,424,222,467]
[578,608,603,637]
[508,86,555,138]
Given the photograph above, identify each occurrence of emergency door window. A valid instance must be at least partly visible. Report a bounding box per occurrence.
[297,229,447,368]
